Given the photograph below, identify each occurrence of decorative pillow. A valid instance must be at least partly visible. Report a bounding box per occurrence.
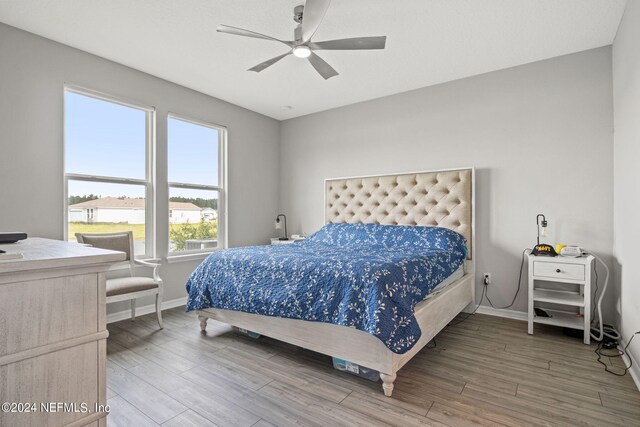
[305,222,467,255]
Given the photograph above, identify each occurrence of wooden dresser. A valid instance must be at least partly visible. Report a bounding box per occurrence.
[0,238,124,427]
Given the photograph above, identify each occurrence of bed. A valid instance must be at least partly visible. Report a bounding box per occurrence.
[191,167,475,396]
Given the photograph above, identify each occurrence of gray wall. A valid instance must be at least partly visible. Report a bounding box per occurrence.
[613,1,640,374]
[0,21,619,323]
[0,23,280,313]
[280,47,614,315]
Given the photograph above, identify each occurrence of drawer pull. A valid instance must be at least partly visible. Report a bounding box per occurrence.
[556,269,561,273]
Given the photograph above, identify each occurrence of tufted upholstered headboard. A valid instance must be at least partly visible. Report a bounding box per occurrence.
[325,168,474,260]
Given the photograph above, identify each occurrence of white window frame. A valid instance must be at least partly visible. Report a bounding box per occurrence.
[63,85,156,258]
[167,113,228,257]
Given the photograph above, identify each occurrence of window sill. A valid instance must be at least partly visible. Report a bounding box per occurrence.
[166,251,217,264]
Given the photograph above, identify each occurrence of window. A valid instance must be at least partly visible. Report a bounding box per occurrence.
[64,87,154,256]
[168,115,226,254]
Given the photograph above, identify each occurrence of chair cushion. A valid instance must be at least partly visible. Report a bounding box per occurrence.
[106,277,159,297]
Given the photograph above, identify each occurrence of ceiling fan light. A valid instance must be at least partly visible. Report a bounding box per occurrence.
[293,46,311,58]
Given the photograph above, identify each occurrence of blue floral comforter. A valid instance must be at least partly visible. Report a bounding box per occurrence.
[186,223,466,354]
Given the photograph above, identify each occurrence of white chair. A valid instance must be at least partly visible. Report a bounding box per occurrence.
[75,231,163,328]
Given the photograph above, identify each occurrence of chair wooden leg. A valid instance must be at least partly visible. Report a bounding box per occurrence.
[155,293,164,329]
[130,299,136,320]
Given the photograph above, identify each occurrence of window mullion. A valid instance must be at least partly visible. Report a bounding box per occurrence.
[66,174,148,186]
[168,183,220,191]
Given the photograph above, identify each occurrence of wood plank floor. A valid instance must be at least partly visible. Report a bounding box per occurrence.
[106,308,640,426]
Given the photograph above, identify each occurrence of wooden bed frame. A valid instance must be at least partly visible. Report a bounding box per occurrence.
[197,167,475,396]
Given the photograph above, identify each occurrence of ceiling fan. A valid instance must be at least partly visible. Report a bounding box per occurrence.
[217,0,387,80]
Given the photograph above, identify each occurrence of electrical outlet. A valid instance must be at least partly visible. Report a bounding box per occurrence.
[483,273,491,285]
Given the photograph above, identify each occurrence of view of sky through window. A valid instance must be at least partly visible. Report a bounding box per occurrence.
[65,91,146,181]
[65,92,219,199]
[168,116,219,186]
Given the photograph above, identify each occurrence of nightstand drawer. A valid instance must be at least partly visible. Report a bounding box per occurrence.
[532,261,585,281]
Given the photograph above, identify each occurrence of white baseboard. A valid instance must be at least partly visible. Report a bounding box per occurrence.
[621,343,640,391]
[475,305,528,321]
[106,296,187,324]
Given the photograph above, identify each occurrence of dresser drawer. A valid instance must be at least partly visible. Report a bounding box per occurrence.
[532,261,585,281]
[0,274,99,357]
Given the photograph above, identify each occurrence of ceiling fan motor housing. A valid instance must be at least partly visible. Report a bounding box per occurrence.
[293,5,305,23]
[293,5,304,42]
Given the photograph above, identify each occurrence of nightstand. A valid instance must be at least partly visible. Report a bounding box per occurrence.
[270,238,296,245]
[527,251,594,344]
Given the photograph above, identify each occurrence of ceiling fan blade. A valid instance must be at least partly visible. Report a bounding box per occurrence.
[301,0,331,42]
[310,36,386,50]
[308,51,338,80]
[248,52,291,73]
[217,25,293,47]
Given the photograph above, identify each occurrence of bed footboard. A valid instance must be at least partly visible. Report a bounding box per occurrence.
[194,272,473,397]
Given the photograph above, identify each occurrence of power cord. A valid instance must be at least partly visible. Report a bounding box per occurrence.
[447,246,635,379]
[485,248,528,309]
[595,332,640,377]
[448,248,527,326]
[591,260,599,320]
[581,250,637,378]
[447,281,487,326]
[584,251,621,343]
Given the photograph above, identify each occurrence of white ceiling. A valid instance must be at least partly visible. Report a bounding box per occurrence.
[0,0,627,120]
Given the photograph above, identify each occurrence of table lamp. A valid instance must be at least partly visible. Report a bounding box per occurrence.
[532,213,557,256]
[275,214,288,241]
